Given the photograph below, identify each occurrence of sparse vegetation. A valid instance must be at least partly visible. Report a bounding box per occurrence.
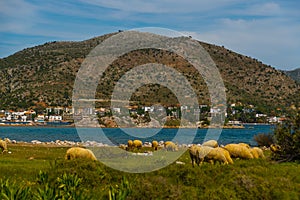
[0,33,299,112]
[0,144,299,199]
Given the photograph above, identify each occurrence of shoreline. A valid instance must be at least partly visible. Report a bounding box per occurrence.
[0,124,259,128]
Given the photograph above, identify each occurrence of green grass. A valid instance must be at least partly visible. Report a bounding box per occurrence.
[0,144,299,199]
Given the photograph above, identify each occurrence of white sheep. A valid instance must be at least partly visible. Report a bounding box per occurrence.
[164,141,178,151]
[65,147,97,161]
[198,146,232,165]
[189,145,201,167]
[202,140,218,148]
[224,143,253,159]
[250,147,265,159]
[0,139,7,153]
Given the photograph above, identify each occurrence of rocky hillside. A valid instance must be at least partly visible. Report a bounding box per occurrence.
[285,68,300,83]
[0,32,299,112]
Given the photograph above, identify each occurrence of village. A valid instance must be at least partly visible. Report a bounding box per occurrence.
[0,102,287,127]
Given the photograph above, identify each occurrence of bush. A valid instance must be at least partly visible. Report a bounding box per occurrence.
[253,133,274,147]
[272,112,300,162]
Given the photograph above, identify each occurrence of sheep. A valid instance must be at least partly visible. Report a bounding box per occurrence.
[238,143,251,149]
[133,140,143,149]
[127,140,133,150]
[65,147,97,161]
[119,144,127,150]
[0,139,7,153]
[219,147,234,164]
[202,140,218,148]
[195,146,231,165]
[250,147,265,159]
[270,144,281,152]
[152,140,158,151]
[189,145,201,167]
[164,141,172,147]
[164,141,178,151]
[224,143,253,159]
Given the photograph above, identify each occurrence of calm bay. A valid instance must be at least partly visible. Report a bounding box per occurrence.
[0,124,274,146]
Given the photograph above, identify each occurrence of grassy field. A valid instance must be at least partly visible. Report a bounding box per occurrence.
[0,144,299,199]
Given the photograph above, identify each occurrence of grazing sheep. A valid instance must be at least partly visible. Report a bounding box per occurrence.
[133,140,143,149]
[219,147,234,164]
[224,143,253,159]
[4,138,11,144]
[199,146,231,165]
[152,140,158,150]
[189,145,201,167]
[238,143,251,149]
[127,140,133,150]
[0,139,7,153]
[202,140,218,148]
[164,141,178,151]
[250,147,265,159]
[270,144,281,152]
[119,144,127,150]
[65,147,97,161]
[164,141,172,147]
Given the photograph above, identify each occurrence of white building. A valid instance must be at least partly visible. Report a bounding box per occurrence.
[49,115,62,121]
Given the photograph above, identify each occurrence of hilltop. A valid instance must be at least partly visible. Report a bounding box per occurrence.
[0,32,299,113]
[285,68,300,83]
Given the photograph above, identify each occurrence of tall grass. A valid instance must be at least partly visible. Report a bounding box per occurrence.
[0,144,299,199]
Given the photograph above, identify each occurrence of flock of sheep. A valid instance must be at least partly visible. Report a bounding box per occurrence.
[189,140,265,166]
[125,139,178,152]
[122,139,265,166]
[1,137,266,167]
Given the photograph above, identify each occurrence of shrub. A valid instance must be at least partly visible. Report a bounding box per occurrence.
[272,112,300,162]
[253,133,274,147]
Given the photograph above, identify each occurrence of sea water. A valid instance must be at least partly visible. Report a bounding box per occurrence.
[0,124,274,146]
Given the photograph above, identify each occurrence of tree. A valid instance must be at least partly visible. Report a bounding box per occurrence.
[272,111,300,162]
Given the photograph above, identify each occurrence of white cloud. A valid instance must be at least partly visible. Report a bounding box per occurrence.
[80,0,239,14]
[0,0,299,70]
[185,17,300,70]
[0,0,38,33]
[241,2,282,16]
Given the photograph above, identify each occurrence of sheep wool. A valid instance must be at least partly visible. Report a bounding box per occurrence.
[250,147,265,159]
[127,140,133,149]
[202,140,218,148]
[238,143,251,149]
[219,147,234,164]
[189,145,201,167]
[65,147,97,161]
[270,144,281,152]
[133,140,143,149]
[200,146,229,164]
[224,144,253,159]
[152,140,158,150]
[165,141,178,152]
[0,139,7,153]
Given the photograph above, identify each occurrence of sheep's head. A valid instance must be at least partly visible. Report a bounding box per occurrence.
[270,144,281,152]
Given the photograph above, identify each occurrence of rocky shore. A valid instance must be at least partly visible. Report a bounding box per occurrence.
[4,138,192,148]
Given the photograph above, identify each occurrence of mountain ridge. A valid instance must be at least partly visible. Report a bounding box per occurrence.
[284,68,300,83]
[0,32,299,113]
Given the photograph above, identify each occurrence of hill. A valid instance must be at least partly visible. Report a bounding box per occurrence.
[284,68,300,83]
[0,32,299,112]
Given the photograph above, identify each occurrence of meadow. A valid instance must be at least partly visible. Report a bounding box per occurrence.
[0,144,299,199]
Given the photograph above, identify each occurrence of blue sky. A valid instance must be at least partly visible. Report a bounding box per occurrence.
[0,0,299,70]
